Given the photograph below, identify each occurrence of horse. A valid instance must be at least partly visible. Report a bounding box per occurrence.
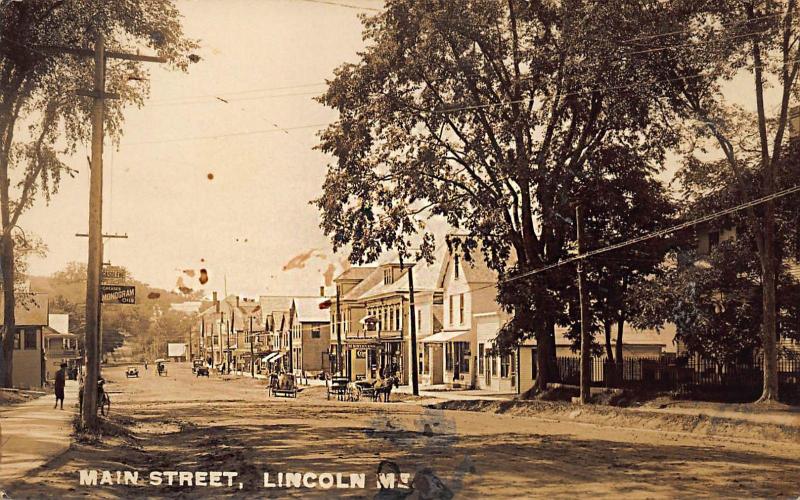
[278,373,291,390]
[372,375,400,402]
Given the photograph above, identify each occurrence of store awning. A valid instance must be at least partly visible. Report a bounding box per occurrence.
[359,315,378,325]
[262,352,283,363]
[421,330,471,343]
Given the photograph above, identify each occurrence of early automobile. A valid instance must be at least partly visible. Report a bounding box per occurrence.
[195,365,209,377]
[192,359,204,374]
[125,366,139,378]
[155,359,168,376]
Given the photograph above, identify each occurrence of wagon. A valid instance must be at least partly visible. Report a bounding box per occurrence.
[155,359,168,376]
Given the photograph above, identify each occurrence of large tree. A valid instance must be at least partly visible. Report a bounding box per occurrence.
[0,1,196,387]
[315,0,686,390]
[639,0,800,401]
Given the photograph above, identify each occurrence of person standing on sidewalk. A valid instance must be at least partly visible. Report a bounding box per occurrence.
[54,363,67,410]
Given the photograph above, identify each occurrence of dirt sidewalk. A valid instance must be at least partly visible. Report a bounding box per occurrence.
[0,380,78,489]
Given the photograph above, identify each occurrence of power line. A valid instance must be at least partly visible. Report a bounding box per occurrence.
[148,82,327,104]
[623,30,768,57]
[145,90,322,108]
[616,11,782,45]
[124,123,330,145]
[432,58,800,114]
[503,184,800,284]
[294,0,381,12]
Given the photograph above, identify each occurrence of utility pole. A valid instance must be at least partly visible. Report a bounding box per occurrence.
[576,206,591,405]
[227,317,232,374]
[40,32,166,429]
[217,311,224,370]
[400,255,419,396]
[81,34,106,429]
[408,264,419,396]
[335,285,342,376]
[249,315,255,378]
[188,325,193,362]
[288,309,294,374]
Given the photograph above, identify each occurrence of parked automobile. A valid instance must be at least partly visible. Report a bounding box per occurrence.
[125,366,139,378]
[196,366,209,377]
[191,359,204,374]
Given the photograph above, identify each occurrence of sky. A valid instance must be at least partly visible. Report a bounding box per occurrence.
[20,0,766,300]
[23,0,384,298]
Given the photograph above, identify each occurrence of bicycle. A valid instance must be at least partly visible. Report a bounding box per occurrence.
[78,378,111,417]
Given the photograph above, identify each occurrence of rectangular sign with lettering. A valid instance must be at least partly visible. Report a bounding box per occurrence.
[100,284,136,304]
[101,266,126,284]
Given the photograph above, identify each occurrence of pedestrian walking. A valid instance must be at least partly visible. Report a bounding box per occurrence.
[54,362,67,410]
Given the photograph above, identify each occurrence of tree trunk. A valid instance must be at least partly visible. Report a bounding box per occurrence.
[615,315,624,387]
[533,316,559,392]
[0,235,16,388]
[604,321,613,362]
[758,202,779,402]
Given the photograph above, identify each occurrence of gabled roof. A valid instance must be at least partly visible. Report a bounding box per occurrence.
[357,256,443,302]
[335,267,378,282]
[259,295,294,315]
[437,242,499,288]
[341,267,386,301]
[292,297,330,323]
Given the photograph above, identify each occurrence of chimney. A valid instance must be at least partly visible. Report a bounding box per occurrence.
[213,291,219,312]
[320,286,325,297]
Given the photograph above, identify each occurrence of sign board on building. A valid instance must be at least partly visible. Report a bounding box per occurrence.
[168,343,187,358]
[101,266,126,284]
[100,284,136,304]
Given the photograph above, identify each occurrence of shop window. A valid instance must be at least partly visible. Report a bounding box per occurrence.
[311,328,320,339]
[445,343,453,371]
[13,331,21,350]
[456,342,470,374]
[492,354,498,376]
[500,355,510,378]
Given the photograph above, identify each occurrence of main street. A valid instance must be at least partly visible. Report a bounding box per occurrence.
[5,363,800,498]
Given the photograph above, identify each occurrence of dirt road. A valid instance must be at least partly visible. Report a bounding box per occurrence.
[6,363,800,498]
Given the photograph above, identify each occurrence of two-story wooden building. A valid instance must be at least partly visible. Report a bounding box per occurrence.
[288,296,330,377]
[334,258,443,385]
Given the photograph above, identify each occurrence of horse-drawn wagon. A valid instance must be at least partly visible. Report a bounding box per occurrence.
[267,372,297,398]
